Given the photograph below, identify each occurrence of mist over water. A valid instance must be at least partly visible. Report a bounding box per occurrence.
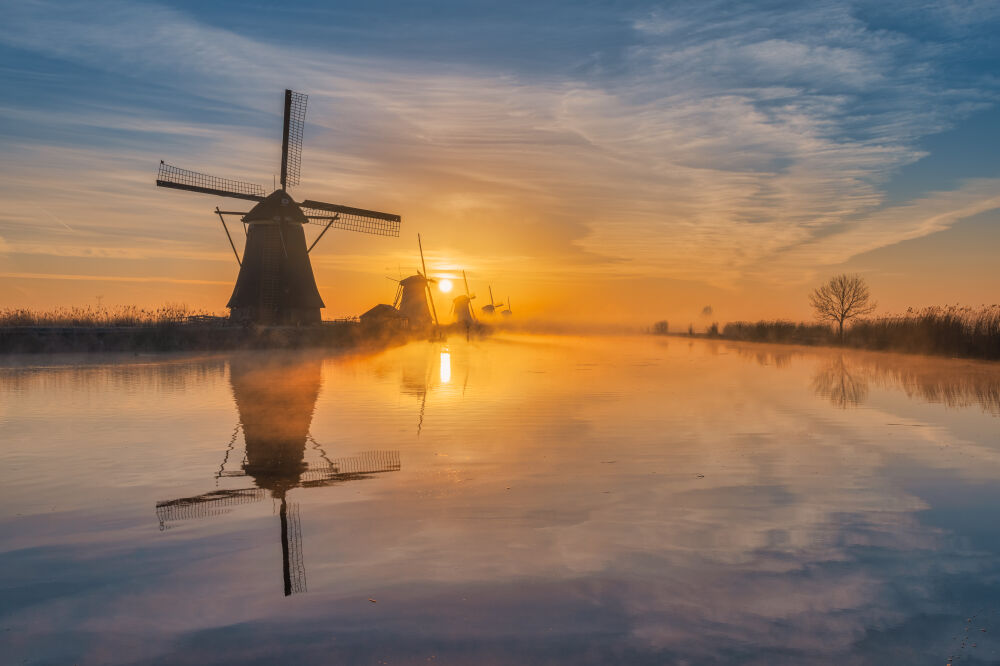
[2,335,999,664]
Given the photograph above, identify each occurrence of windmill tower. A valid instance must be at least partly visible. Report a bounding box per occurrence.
[155,89,401,324]
[396,275,434,328]
[501,297,512,317]
[155,356,400,596]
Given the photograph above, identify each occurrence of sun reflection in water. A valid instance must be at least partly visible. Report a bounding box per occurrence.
[440,349,451,384]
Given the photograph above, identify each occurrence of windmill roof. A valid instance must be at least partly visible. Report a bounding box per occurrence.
[399,274,428,286]
[360,304,404,321]
[243,189,307,224]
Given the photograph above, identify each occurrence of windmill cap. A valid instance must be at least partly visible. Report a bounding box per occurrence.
[243,189,307,224]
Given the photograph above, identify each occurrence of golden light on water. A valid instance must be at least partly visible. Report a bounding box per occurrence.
[438,279,453,293]
[440,349,451,383]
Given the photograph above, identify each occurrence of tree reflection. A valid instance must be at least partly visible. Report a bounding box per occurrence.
[811,355,869,408]
[729,342,1000,415]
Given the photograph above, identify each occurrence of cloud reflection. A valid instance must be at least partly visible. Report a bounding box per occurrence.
[3,337,1000,664]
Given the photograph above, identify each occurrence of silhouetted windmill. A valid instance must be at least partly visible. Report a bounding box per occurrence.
[481,285,504,315]
[155,89,401,324]
[155,357,400,596]
[452,270,477,326]
[390,235,440,330]
[501,297,512,317]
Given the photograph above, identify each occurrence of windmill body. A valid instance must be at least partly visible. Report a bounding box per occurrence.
[397,275,434,329]
[155,90,400,324]
[227,190,324,324]
[453,270,477,326]
[453,295,476,325]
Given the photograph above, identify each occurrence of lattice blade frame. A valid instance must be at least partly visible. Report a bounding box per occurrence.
[155,487,266,524]
[282,500,307,595]
[299,450,401,483]
[281,90,308,189]
[157,162,266,202]
[300,199,401,237]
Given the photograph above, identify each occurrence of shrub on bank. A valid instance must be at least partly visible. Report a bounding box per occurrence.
[722,320,834,345]
[720,306,1000,360]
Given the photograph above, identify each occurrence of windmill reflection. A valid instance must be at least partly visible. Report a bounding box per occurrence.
[398,344,460,435]
[156,355,400,596]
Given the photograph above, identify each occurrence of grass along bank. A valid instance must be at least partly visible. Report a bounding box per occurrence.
[0,305,404,354]
[691,306,1000,361]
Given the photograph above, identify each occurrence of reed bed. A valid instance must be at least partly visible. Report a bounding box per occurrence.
[0,305,413,354]
[721,320,835,346]
[849,305,1000,359]
[0,304,205,328]
[721,305,1000,360]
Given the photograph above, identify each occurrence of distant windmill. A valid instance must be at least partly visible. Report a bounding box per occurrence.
[501,297,512,317]
[480,285,505,315]
[388,234,441,331]
[155,357,400,596]
[452,270,477,326]
[155,89,401,324]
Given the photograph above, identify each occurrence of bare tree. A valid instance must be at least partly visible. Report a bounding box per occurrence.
[809,274,877,340]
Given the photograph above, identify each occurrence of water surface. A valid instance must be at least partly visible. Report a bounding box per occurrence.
[2,335,999,664]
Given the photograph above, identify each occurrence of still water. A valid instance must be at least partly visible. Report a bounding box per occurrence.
[2,334,999,665]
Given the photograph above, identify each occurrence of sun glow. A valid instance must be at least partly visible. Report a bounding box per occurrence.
[439,279,453,293]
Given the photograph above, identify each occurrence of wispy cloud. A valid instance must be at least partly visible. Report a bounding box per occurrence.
[1,0,998,314]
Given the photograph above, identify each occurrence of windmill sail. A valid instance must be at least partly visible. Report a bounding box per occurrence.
[300,200,401,237]
[155,89,401,323]
[280,499,307,595]
[156,488,267,525]
[280,89,308,189]
[156,162,265,202]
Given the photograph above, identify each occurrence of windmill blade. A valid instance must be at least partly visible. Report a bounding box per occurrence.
[156,162,266,202]
[300,199,401,237]
[298,450,402,486]
[155,487,267,524]
[280,498,307,596]
[280,89,308,189]
[418,234,440,327]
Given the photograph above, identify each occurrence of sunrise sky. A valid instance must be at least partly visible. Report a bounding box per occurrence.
[1,0,999,326]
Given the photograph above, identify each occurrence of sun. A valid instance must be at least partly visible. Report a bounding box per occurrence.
[439,279,453,293]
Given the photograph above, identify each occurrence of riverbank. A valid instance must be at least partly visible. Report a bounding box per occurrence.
[0,320,414,354]
[657,306,1000,361]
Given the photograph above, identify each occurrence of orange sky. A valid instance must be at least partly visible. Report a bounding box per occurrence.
[2,1,999,328]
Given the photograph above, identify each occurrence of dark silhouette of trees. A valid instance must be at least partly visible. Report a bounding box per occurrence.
[810,274,876,340]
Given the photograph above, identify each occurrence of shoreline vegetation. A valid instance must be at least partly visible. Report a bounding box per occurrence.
[0,306,412,355]
[653,305,1000,361]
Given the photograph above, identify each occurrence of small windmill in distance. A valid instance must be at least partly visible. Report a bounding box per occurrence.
[500,297,512,317]
[394,235,440,330]
[480,285,505,315]
[155,89,401,325]
[452,270,477,326]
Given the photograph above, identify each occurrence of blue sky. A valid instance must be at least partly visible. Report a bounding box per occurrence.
[1,0,998,320]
